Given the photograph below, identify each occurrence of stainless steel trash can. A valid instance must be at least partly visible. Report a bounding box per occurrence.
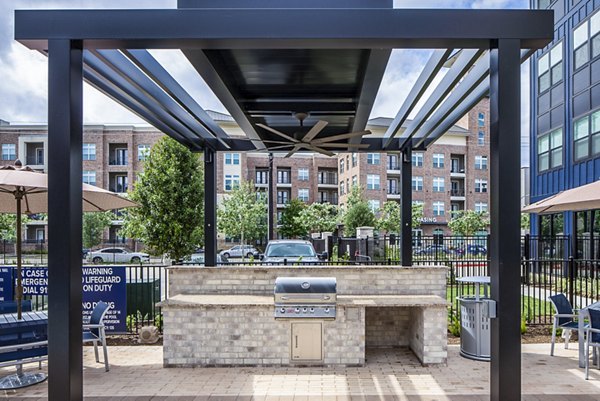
[456,276,495,362]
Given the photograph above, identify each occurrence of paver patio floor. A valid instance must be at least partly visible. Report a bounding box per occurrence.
[2,344,600,400]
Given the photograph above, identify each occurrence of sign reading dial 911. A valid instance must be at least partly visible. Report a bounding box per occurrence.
[3,266,127,333]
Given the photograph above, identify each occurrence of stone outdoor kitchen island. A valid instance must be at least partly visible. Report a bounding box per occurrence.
[159,265,448,367]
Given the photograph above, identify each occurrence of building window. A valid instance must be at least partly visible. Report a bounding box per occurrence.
[412,176,423,191]
[475,155,488,170]
[137,144,150,161]
[298,188,309,202]
[433,201,445,216]
[475,179,488,193]
[475,202,488,213]
[82,143,96,161]
[352,153,357,167]
[367,153,380,165]
[339,158,344,174]
[537,128,563,171]
[1,144,16,161]
[224,153,240,165]
[298,168,309,181]
[367,174,380,190]
[538,41,563,92]
[277,169,291,184]
[573,110,600,161]
[478,113,485,127]
[277,190,290,205]
[82,170,96,186]
[255,169,268,184]
[412,152,423,167]
[433,153,445,168]
[224,174,240,191]
[478,131,485,146]
[574,13,600,70]
[433,177,445,192]
[537,0,551,8]
[340,181,345,195]
[368,200,380,213]
[352,175,357,187]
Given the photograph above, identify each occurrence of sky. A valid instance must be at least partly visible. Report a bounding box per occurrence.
[0,0,531,164]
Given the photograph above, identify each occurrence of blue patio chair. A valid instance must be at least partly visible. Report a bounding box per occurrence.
[585,308,600,380]
[549,294,580,356]
[83,301,110,372]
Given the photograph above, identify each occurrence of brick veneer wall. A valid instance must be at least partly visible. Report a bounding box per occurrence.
[167,266,447,298]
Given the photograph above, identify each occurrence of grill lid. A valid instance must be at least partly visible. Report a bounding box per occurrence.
[274,277,336,294]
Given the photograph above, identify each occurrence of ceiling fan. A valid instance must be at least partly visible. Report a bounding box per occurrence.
[252,112,372,158]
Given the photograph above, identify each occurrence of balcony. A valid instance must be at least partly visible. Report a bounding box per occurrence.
[387,162,401,174]
[449,188,466,200]
[450,155,465,177]
[318,197,338,205]
[318,171,338,187]
[109,158,128,166]
[26,155,43,166]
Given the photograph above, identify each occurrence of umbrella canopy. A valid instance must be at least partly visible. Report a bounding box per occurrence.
[522,180,600,214]
[0,165,137,212]
[0,161,137,319]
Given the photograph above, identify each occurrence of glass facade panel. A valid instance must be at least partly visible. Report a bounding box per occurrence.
[575,44,589,69]
[575,23,589,48]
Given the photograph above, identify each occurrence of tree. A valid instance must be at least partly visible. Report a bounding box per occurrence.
[279,198,307,239]
[82,211,115,249]
[376,201,401,234]
[122,137,204,261]
[343,185,375,236]
[217,181,267,248]
[0,214,30,241]
[412,203,424,229]
[521,213,530,232]
[448,210,489,236]
[296,202,339,234]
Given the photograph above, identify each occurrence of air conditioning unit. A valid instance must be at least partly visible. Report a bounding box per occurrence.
[138,325,159,344]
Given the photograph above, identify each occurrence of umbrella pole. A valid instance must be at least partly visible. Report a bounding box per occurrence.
[16,192,22,320]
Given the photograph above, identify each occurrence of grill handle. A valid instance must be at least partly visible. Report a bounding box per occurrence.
[281,296,289,300]
[295,335,298,349]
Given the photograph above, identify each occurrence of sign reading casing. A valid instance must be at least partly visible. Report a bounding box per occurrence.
[0,266,127,333]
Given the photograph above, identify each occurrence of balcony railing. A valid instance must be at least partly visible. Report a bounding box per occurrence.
[318,198,338,205]
[387,190,401,195]
[387,163,401,170]
[110,185,128,193]
[450,188,465,196]
[26,156,44,165]
[276,197,289,204]
[318,177,338,185]
[450,167,465,174]
[109,159,128,166]
[255,179,268,185]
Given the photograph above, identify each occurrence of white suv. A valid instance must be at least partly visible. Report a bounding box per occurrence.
[261,240,322,264]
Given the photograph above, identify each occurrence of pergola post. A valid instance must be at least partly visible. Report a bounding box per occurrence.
[401,146,412,266]
[268,153,274,240]
[489,39,521,401]
[204,148,217,266]
[47,39,84,401]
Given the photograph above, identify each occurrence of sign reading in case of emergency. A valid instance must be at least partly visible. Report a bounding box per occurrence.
[0,266,127,333]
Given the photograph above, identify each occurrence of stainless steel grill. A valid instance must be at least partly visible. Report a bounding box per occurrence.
[274,277,336,319]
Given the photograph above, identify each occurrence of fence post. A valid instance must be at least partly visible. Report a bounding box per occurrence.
[568,256,575,308]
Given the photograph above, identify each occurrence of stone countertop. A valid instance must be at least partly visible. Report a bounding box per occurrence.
[167,265,448,271]
[158,294,447,308]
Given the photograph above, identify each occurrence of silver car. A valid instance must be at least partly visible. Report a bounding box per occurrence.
[261,240,321,264]
[87,247,150,264]
[219,245,258,259]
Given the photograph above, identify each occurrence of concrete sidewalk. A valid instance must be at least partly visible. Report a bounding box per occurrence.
[3,344,600,400]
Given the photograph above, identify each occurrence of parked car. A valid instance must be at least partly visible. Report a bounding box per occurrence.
[464,244,487,256]
[87,247,150,264]
[219,245,258,259]
[414,245,453,256]
[260,240,323,264]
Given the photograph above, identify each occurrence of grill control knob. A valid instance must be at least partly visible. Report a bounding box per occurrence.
[303,307,308,313]
[324,307,330,313]
[280,307,285,313]
[295,308,300,313]
[310,307,315,313]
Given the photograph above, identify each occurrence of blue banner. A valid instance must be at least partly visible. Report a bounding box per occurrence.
[0,266,127,333]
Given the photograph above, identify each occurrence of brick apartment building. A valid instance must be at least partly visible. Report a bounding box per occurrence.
[1,99,490,247]
[338,98,491,236]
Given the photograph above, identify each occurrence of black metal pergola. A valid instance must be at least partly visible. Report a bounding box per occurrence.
[14,2,552,400]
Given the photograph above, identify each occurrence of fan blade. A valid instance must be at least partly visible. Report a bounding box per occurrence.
[233,137,294,145]
[284,144,302,158]
[249,144,293,153]
[256,123,299,143]
[317,143,370,149]
[313,130,371,143]
[307,145,335,157]
[302,120,328,143]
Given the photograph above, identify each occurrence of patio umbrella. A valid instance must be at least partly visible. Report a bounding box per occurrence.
[522,180,600,214]
[0,160,137,319]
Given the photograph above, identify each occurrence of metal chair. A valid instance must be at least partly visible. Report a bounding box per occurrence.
[549,294,580,356]
[585,308,600,380]
[83,301,110,372]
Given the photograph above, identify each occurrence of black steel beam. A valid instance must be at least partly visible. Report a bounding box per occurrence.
[351,49,391,135]
[268,153,275,240]
[204,148,217,266]
[47,39,83,401]
[398,48,484,150]
[401,146,412,267]
[15,9,554,51]
[123,49,230,143]
[178,0,393,8]
[489,39,522,401]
